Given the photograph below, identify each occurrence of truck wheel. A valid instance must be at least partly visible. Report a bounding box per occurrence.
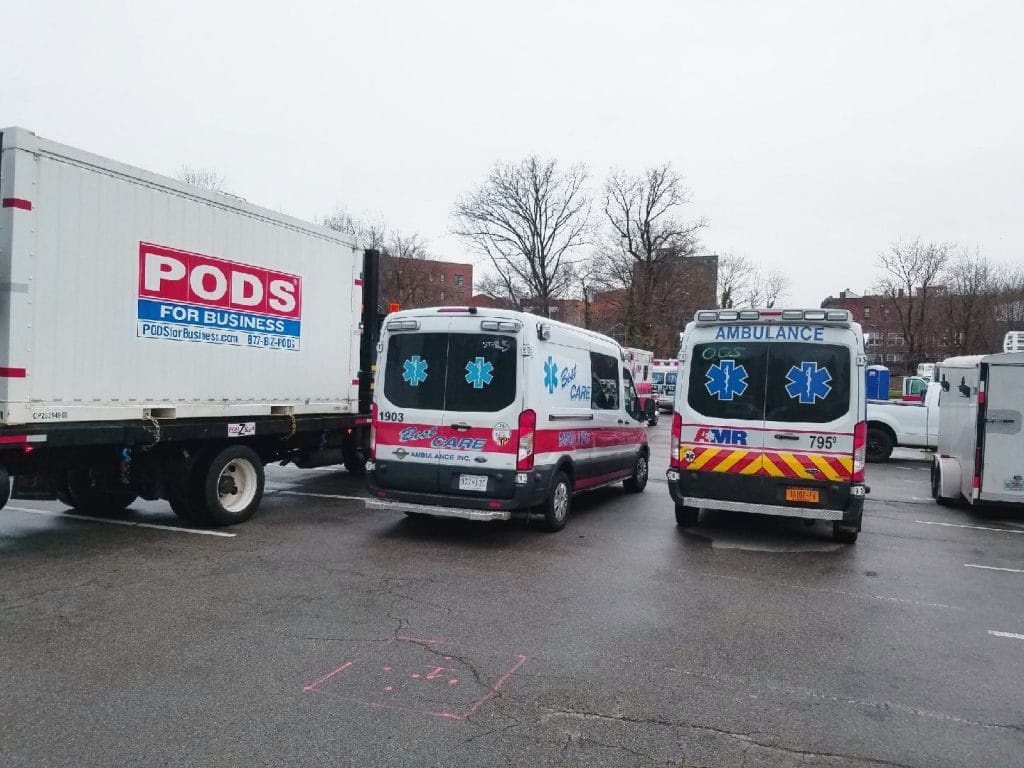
[647,411,659,427]
[675,504,699,527]
[623,454,649,493]
[540,472,571,532]
[56,469,137,514]
[342,446,367,476]
[0,466,10,511]
[866,427,893,463]
[832,522,859,544]
[194,446,265,526]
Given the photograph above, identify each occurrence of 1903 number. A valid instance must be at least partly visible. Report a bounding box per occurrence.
[379,411,405,423]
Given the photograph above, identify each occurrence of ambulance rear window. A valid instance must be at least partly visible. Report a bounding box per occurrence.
[384,332,518,413]
[765,343,851,424]
[688,343,768,421]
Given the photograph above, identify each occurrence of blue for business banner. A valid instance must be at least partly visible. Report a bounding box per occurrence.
[137,299,301,351]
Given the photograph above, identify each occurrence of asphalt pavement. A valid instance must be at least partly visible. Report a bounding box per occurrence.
[1,423,1023,767]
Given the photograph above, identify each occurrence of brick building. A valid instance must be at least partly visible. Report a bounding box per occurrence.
[380,256,472,310]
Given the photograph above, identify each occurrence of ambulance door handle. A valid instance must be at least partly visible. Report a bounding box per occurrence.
[451,422,472,432]
[774,434,800,441]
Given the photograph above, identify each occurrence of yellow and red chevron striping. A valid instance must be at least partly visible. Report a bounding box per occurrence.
[680,446,853,481]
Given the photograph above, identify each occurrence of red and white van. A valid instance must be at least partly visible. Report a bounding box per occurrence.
[623,347,659,426]
[666,309,868,543]
[366,308,650,531]
[651,358,679,412]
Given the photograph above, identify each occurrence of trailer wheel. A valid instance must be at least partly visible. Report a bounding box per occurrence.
[56,469,137,514]
[194,446,265,526]
[866,427,894,463]
[342,445,367,475]
[931,461,954,507]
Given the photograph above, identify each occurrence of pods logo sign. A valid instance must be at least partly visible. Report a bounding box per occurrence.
[136,243,302,351]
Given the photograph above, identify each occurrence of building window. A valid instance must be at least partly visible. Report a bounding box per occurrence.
[440,274,446,284]
[454,274,464,287]
[440,291,445,302]
[863,307,871,318]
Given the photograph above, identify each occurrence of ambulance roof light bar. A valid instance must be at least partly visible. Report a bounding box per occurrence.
[694,309,852,325]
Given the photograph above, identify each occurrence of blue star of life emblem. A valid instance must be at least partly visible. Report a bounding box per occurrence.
[543,356,559,394]
[785,361,832,404]
[464,356,494,389]
[402,355,429,386]
[705,360,748,401]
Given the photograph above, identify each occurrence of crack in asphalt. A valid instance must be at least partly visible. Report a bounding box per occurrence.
[542,708,921,768]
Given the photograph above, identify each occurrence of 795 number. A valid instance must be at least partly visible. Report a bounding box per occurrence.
[808,435,837,450]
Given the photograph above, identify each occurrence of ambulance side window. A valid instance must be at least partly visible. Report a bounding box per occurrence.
[590,352,620,410]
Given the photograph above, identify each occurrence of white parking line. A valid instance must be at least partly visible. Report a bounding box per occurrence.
[275,490,368,502]
[916,520,1024,535]
[964,564,1024,574]
[6,506,236,537]
[988,630,1024,641]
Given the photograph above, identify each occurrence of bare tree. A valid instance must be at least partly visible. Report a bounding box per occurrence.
[452,156,590,317]
[177,166,228,193]
[941,248,999,355]
[601,164,706,347]
[745,269,790,309]
[321,208,387,250]
[717,252,756,308]
[875,239,953,370]
[380,231,450,308]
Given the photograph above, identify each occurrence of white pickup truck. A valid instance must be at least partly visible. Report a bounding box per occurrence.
[866,381,940,461]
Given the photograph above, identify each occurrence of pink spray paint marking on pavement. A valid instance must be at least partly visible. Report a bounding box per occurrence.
[302,636,526,720]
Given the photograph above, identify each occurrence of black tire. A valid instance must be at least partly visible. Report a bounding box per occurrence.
[647,411,659,427]
[540,472,571,532]
[404,511,431,519]
[866,427,894,463]
[0,466,10,512]
[192,445,265,526]
[56,469,137,514]
[675,504,699,527]
[623,453,649,493]
[343,452,367,475]
[832,522,859,544]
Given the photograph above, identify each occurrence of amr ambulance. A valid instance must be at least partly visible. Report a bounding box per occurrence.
[366,308,650,531]
[667,309,868,543]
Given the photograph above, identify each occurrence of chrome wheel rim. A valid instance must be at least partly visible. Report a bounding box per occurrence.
[552,482,569,522]
[217,459,258,513]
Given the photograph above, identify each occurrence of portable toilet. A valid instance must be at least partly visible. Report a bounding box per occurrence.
[866,365,890,400]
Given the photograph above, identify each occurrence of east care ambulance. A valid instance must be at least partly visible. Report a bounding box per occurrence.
[666,309,868,543]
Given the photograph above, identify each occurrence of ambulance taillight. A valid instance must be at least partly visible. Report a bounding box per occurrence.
[670,412,682,468]
[517,409,536,470]
[369,402,378,459]
[852,421,867,482]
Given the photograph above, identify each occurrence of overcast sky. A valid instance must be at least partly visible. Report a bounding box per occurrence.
[5,0,1022,304]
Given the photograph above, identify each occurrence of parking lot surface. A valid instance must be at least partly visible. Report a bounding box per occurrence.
[2,422,1023,767]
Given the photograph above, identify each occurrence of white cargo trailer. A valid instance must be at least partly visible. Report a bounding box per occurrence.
[0,127,380,524]
[931,347,1024,508]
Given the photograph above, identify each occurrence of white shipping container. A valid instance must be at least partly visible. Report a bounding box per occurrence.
[0,127,364,426]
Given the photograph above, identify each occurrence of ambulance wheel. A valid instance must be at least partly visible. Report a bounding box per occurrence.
[623,454,649,493]
[540,472,571,532]
[193,446,265,526]
[866,427,893,463]
[675,504,699,527]
[832,522,859,544]
[0,466,10,512]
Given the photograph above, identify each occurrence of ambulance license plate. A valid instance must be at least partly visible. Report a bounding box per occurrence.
[458,474,488,492]
[786,488,819,503]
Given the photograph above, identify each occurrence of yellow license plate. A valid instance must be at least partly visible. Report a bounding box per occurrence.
[786,488,820,503]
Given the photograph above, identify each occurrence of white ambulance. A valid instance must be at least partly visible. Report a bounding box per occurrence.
[366,307,650,531]
[651,358,679,412]
[666,309,868,543]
